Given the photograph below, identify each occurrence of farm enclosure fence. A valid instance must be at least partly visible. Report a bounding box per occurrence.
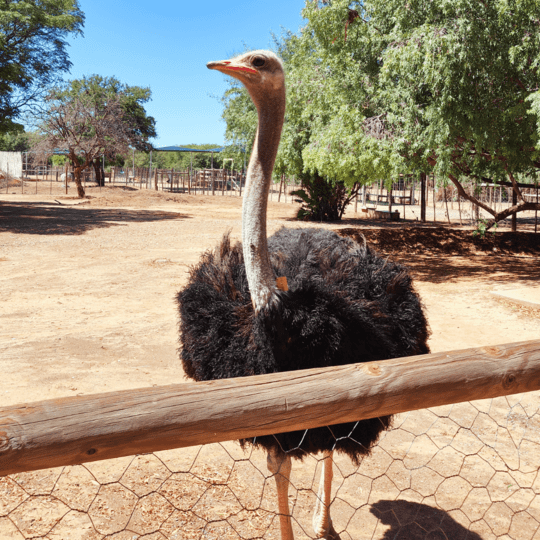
[3,165,538,229]
[2,341,540,538]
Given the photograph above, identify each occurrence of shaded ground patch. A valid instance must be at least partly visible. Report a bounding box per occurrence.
[0,201,188,235]
[339,226,540,256]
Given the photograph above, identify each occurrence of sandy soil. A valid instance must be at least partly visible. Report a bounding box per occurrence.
[1,184,540,539]
[1,186,539,405]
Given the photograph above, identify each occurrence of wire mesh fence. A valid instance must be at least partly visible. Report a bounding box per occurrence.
[1,166,538,230]
[0,165,305,206]
[2,390,540,539]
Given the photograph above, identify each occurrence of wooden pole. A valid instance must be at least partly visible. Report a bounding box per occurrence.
[512,188,517,232]
[534,184,538,234]
[420,172,426,222]
[1,340,540,477]
[432,175,436,222]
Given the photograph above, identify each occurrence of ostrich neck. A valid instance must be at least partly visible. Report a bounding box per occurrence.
[242,86,285,313]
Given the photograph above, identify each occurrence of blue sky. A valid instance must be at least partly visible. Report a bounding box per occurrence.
[64,0,306,147]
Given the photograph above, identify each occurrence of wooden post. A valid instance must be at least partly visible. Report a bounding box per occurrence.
[512,188,517,232]
[420,172,426,222]
[1,340,540,477]
[445,184,451,224]
[65,163,68,194]
[535,182,538,234]
[154,168,158,191]
[432,175,436,222]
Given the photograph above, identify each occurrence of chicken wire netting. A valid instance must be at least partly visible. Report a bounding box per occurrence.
[2,392,540,540]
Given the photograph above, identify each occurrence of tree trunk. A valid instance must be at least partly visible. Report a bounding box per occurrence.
[93,159,105,186]
[73,166,85,198]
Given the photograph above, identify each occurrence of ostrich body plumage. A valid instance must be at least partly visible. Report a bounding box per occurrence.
[178,226,430,462]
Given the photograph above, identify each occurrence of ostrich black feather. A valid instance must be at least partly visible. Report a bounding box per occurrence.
[178,227,430,463]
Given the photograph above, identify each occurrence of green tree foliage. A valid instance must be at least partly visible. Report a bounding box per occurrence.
[0,129,30,152]
[0,0,84,133]
[220,83,256,167]
[59,75,157,152]
[302,0,540,228]
[36,88,136,197]
[221,0,540,225]
[36,76,157,190]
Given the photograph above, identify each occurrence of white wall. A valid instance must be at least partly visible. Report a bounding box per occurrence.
[0,151,22,178]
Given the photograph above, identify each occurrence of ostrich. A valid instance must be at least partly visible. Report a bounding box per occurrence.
[178,50,430,540]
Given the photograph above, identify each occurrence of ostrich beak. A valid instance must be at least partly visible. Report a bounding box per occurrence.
[207,59,257,76]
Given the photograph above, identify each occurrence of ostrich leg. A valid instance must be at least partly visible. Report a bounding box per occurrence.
[313,451,340,539]
[267,449,294,540]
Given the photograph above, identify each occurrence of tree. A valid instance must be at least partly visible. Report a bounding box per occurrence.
[35,90,135,197]
[302,0,540,229]
[0,0,84,133]
[55,75,157,185]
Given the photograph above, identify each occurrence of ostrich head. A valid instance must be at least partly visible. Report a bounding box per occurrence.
[207,50,286,313]
[207,50,285,107]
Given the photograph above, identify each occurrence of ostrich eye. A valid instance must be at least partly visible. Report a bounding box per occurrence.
[252,57,266,68]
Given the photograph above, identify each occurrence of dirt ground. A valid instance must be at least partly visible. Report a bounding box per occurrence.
[1,185,539,405]
[1,184,540,539]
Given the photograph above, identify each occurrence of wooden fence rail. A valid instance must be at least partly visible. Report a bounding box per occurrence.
[1,339,540,477]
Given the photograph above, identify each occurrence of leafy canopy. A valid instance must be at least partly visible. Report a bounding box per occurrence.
[55,75,157,153]
[0,0,84,133]
[303,0,540,182]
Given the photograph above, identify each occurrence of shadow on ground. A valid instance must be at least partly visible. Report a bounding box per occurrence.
[371,500,482,540]
[340,227,540,256]
[396,253,540,285]
[0,201,189,235]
